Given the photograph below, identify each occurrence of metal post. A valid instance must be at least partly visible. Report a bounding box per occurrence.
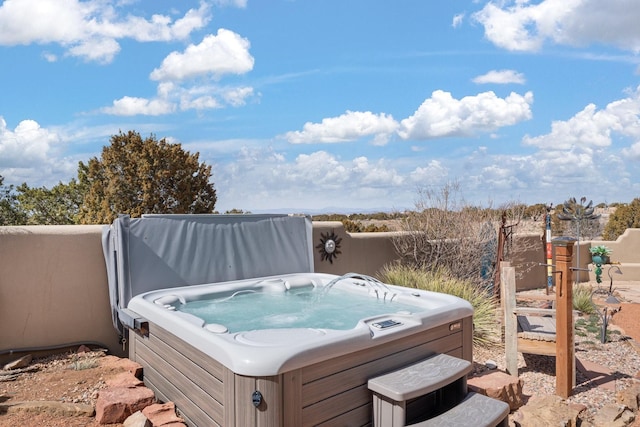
[545,206,553,293]
[552,237,576,399]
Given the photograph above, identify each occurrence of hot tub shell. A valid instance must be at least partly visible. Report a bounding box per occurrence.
[103,215,473,427]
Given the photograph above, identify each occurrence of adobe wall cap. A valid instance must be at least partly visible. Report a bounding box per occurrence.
[552,236,578,245]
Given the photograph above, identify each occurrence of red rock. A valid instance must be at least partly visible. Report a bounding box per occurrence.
[468,370,524,411]
[142,402,185,426]
[95,386,155,424]
[99,356,144,379]
[106,372,145,388]
[3,354,32,370]
[77,344,92,353]
[119,358,144,379]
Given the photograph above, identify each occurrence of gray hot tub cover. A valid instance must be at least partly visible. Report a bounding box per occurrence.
[102,214,314,334]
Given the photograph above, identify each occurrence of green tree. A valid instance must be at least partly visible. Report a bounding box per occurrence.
[16,180,85,225]
[603,199,640,240]
[224,208,251,214]
[78,130,217,224]
[0,175,25,225]
[523,203,547,221]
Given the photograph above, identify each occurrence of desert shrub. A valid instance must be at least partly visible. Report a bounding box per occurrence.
[342,219,390,233]
[390,182,537,291]
[573,285,596,315]
[69,354,99,371]
[379,264,500,347]
[603,198,640,240]
[342,219,363,232]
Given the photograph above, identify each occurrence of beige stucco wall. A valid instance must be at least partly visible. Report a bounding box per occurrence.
[312,222,399,277]
[2,222,637,362]
[586,228,640,281]
[0,225,122,361]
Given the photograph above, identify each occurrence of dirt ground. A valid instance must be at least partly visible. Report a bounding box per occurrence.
[0,353,127,427]
[1,304,640,427]
[612,303,640,343]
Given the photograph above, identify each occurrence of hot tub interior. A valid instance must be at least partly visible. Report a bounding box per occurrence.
[157,273,451,333]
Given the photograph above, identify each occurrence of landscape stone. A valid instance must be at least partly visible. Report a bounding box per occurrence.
[95,386,155,424]
[106,371,145,388]
[99,355,144,379]
[616,384,640,412]
[485,359,498,370]
[3,354,32,370]
[468,370,523,410]
[124,410,152,427]
[590,403,635,427]
[511,395,584,427]
[577,356,617,391]
[142,402,186,426]
[77,344,92,353]
[0,400,94,417]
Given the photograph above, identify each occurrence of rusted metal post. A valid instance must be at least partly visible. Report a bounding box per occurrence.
[552,237,576,398]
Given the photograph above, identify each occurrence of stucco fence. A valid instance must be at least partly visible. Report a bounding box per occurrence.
[2,222,638,362]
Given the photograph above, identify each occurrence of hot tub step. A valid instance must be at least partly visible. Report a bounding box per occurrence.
[408,392,510,427]
[368,353,471,401]
[368,353,509,427]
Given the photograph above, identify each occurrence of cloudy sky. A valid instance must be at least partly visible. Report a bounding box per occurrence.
[1,0,640,213]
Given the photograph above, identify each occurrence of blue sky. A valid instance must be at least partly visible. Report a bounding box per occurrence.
[1,0,640,213]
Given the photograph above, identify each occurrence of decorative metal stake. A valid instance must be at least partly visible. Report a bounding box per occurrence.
[557,197,600,283]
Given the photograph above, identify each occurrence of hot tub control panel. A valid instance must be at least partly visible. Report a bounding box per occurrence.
[371,319,402,329]
[366,314,423,338]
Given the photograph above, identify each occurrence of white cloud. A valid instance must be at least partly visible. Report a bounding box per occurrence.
[150,29,254,81]
[67,37,121,64]
[212,0,248,7]
[99,29,257,115]
[221,86,255,107]
[622,142,640,160]
[101,33,256,116]
[473,0,640,53]
[292,151,351,186]
[180,95,222,111]
[398,90,533,140]
[101,83,256,116]
[352,157,404,186]
[211,146,415,211]
[409,160,449,183]
[284,111,399,145]
[101,96,175,116]
[0,0,211,63]
[42,52,58,62]
[473,69,526,85]
[523,86,640,150]
[0,118,60,167]
[452,13,465,28]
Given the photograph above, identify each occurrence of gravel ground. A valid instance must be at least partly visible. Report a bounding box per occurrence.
[472,307,640,419]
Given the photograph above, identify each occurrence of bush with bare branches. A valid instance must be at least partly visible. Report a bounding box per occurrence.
[391,182,537,289]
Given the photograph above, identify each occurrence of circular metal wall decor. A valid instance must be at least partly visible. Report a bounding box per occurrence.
[316,230,342,264]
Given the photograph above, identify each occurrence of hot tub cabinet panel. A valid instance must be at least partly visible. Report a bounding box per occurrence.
[129,316,472,427]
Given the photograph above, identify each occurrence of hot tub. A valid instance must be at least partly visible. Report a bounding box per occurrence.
[103,215,474,427]
[127,273,472,426]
